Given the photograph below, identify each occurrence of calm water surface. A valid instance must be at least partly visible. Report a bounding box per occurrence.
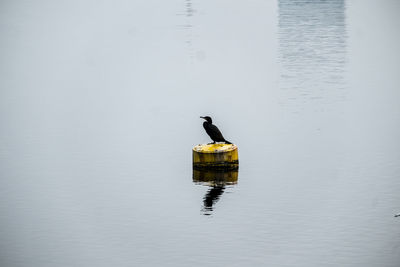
[1,0,400,266]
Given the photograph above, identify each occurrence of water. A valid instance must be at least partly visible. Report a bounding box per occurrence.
[1,0,400,266]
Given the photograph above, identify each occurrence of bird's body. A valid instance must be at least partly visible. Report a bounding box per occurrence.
[200,116,232,144]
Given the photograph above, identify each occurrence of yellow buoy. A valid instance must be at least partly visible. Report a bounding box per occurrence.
[192,143,239,170]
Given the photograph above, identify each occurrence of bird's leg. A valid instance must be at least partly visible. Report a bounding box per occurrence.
[207,141,216,145]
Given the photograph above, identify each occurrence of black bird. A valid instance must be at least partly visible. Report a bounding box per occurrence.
[200,116,232,144]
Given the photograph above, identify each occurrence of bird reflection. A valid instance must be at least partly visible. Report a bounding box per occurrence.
[193,169,238,216]
[202,185,225,215]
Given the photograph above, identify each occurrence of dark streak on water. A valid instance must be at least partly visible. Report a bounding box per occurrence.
[176,0,196,59]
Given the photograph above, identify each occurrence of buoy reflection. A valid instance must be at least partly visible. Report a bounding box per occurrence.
[193,169,238,216]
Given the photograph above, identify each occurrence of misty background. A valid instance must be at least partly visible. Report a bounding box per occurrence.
[1,0,400,266]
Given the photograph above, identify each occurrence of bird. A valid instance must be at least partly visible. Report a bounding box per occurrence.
[200,116,232,144]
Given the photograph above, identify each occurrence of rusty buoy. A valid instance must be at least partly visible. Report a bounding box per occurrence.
[192,143,239,171]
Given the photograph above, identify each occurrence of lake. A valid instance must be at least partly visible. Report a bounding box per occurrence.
[1,0,400,266]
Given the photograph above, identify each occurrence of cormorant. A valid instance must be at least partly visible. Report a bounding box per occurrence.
[200,116,232,144]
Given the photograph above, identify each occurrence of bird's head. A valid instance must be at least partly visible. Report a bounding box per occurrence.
[200,116,212,123]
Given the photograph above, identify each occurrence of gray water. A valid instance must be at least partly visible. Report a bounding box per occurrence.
[1,0,400,266]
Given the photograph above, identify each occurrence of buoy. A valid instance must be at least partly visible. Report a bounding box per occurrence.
[192,143,239,171]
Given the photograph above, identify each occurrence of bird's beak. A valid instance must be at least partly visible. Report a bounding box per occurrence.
[200,116,205,119]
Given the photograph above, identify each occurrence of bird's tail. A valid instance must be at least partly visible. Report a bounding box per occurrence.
[224,140,232,144]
